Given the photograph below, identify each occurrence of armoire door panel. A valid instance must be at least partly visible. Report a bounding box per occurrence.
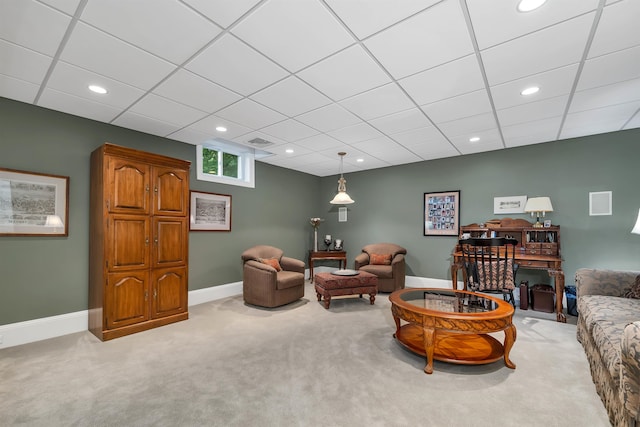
[154,167,188,216]
[152,267,187,318]
[107,158,150,214]
[109,215,150,270]
[153,217,187,267]
[106,272,150,329]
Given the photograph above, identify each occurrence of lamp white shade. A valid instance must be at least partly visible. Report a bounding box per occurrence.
[330,190,355,205]
[631,209,640,235]
[524,197,553,213]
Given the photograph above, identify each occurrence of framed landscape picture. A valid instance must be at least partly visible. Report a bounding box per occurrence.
[189,191,231,231]
[0,168,69,236]
[424,190,460,236]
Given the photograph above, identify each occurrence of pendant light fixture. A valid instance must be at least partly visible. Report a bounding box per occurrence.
[329,152,354,205]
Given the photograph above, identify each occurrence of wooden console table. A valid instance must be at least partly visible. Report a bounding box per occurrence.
[451,218,566,323]
[308,250,347,283]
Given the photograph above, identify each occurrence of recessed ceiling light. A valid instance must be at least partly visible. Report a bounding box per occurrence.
[356,158,364,163]
[517,0,546,12]
[215,126,227,132]
[285,148,294,154]
[469,137,480,142]
[521,86,540,96]
[88,85,107,94]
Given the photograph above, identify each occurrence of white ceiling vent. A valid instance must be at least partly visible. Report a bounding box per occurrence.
[247,137,274,147]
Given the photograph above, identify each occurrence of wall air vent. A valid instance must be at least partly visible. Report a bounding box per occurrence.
[247,137,274,147]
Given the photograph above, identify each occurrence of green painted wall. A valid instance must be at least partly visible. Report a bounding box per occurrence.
[1,96,639,325]
[0,98,320,324]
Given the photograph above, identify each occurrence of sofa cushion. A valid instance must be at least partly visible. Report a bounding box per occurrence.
[259,258,282,271]
[370,253,392,265]
[276,271,304,290]
[625,275,640,299]
[359,264,393,279]
[578,295,640,335]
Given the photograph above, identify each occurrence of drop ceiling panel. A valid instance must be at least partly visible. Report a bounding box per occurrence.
[421,90,492,124]
[399,55,485,105]
[561,102,640,139]
[47,62,145,108]
[588,0,640,58]
[497,95,569,127]
[325,0,439,40]
[339,83,414,120]
[490,64,579,110]
[153,69,241,114]
[80,0,221,64]
[369,108,433,135]
[328,122,383,144]
[185,34,288,96]
[0,40,52,84]
[0,0,71,56]
[188,115,252,140]
[467,0,599,50]
[449,128,503,155]
[181,0,262,29]
[390,126,450,149]
[570,79,640,113]
[38,88,121,123]
[260,119,319,142]
[438,113,498,140]
[250,76,331,117]
[231,0,354,72]
[502,116,563,148]
[216,98,286,130]
[578,45,640,91]
[295,104,361,133]
[481,13,595,86]
[113,111,182,137]
[39,0,80,15]
[129,94,208,128]
[60,23,174,90]
[297,45,391,101]
[0,75,40,104]
[364,0,474,79]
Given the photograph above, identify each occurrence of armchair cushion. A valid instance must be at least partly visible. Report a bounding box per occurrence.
[259,258,282,271]
[370,253,392,265]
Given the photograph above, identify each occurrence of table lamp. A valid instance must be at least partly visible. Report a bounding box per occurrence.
[524,197,553,228]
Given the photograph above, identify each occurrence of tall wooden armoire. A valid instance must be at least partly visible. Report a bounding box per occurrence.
[89,143,190,341]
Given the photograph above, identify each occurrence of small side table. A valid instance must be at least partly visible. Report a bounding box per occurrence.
[308,250,347,282]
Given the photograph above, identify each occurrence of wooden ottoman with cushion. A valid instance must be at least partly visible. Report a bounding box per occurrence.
[314,271,378,309]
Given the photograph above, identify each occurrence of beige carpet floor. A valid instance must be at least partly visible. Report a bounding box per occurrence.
[0,281,610,426]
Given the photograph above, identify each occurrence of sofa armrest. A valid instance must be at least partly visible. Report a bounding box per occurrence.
[574,268,638,298]
[621,321,640,421]
[354,253,369,270]
[280,256,305,273]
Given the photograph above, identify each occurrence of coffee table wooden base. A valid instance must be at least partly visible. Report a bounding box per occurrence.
[395,324,507,373]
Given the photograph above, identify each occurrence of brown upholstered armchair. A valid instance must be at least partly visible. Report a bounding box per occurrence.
[354,243,407,292]
[241,245,305,308]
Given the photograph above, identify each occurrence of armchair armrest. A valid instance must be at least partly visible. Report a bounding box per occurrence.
[280,256,305,273]
[354,253,370,270]
[575,269,638,298]
[621,321,640,421]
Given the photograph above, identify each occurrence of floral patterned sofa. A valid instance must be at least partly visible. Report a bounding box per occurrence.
[575,268,640,427]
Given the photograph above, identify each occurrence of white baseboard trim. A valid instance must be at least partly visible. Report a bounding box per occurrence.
[0,276,454,349]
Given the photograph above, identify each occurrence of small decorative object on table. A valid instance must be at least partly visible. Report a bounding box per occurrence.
[324,234,332,251]
[334,239,343,251]
[310,217,324,252]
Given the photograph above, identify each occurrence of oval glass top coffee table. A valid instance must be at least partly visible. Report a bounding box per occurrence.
[389,288,516,374]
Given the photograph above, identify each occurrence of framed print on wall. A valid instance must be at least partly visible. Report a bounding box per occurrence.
[493,195,527,214]
[424,190,460,236]
[0,168,69,236]
[189,191,232,231]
